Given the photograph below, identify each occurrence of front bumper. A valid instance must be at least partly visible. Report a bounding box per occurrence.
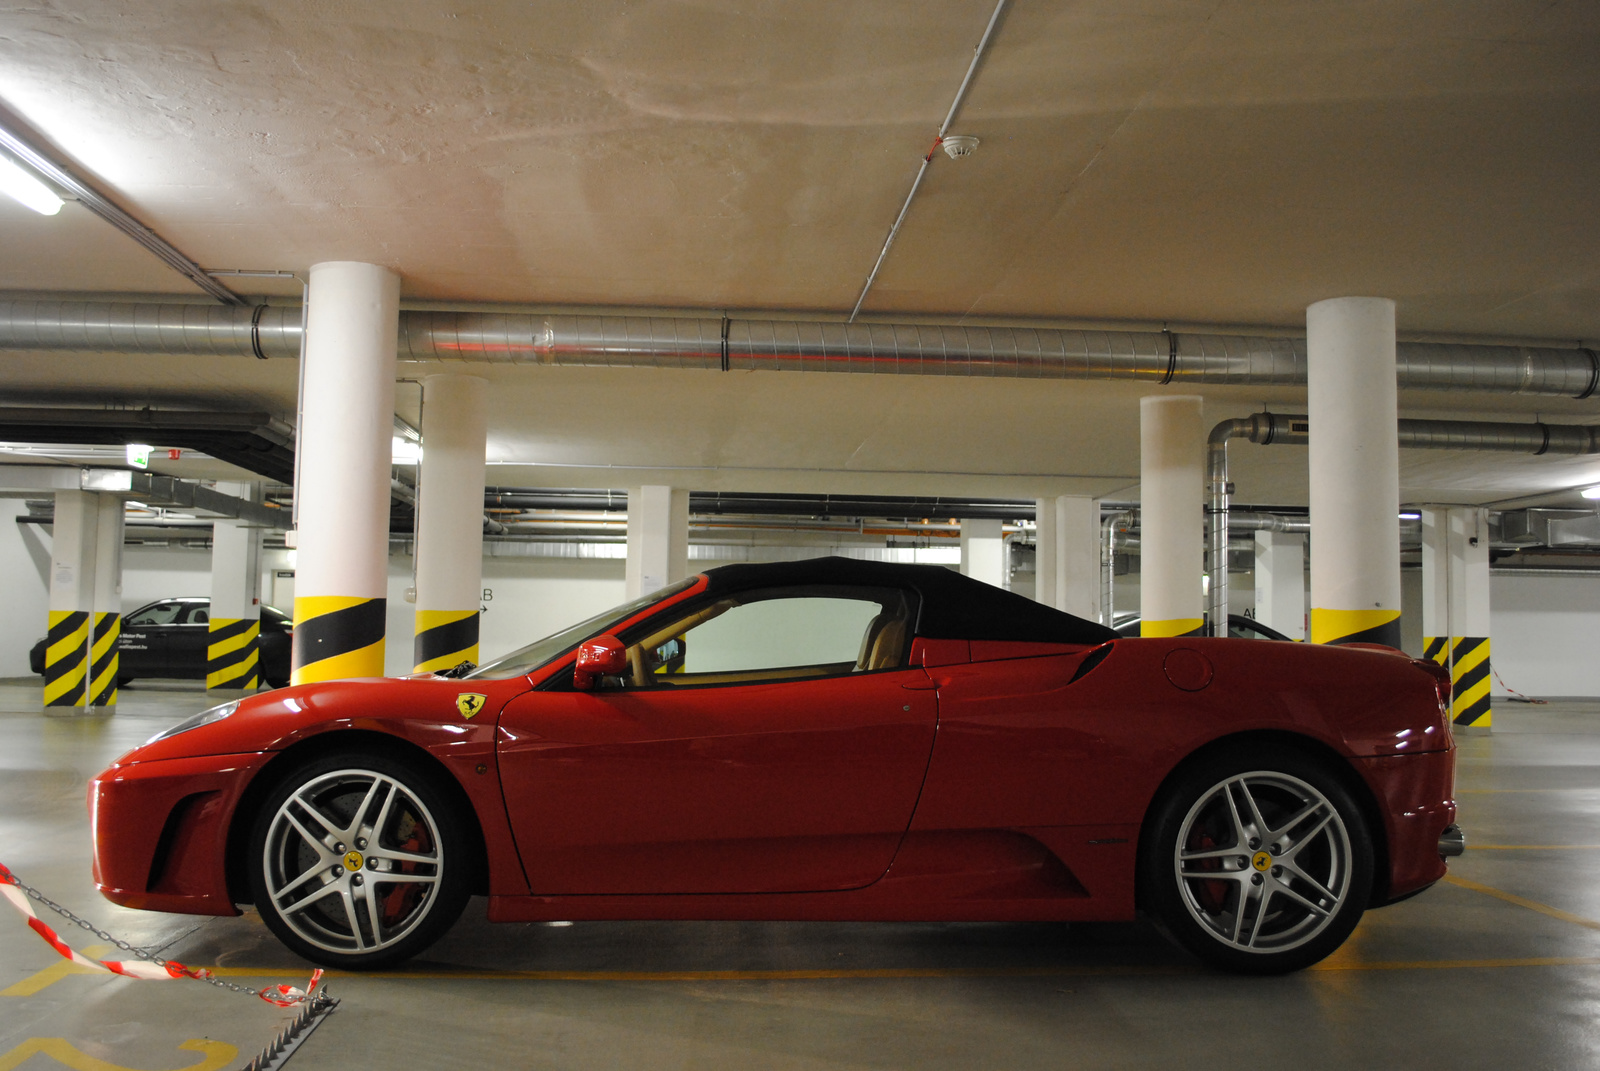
[88,752,270,916]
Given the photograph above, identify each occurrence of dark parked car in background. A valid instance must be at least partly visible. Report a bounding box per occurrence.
[1113,613,1294,642]
[29,598,293,688]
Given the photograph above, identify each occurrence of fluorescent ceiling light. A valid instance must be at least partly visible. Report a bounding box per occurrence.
[1398,511,1421,520]
[391,436,422,465]
[0,154,63,215]
[1581,486,1600,500]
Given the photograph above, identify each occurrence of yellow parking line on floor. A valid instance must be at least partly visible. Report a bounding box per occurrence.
[0,946,110,997]
[1444,874,1600,932]
[178,956,1600,983]
[1466,845,1600,850]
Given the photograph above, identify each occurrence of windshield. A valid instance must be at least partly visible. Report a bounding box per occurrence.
[465,578,699,680]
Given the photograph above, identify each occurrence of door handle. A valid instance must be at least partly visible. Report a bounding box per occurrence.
[900,678,939,691]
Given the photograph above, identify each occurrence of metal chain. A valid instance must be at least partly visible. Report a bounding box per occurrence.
[7,871,272,1000]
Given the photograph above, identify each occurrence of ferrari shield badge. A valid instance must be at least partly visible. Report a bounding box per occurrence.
[455,693,487,719]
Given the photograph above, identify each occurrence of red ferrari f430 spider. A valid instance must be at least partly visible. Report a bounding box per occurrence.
[89,558,1462,974]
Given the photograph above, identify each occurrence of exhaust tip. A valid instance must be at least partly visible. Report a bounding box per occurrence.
[1438,824,1466,858]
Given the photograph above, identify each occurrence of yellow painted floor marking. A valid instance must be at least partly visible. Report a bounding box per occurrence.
[1,946,110,997]
[1466,845,1600,850]
[176,956,1600,983]
[1444,874,1600,932]
[1457,788,1600,794]
[0,1038,235,1071]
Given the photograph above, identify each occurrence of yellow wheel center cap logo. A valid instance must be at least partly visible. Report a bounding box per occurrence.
[343,850,364,872]
[1251,851,1273,872]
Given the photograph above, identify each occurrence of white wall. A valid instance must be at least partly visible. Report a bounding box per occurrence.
[1489,573,1600,698]
[0,503,53,677]
[382,551,627,676]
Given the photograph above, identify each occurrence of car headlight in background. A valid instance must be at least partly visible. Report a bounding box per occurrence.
[147,700,241,743]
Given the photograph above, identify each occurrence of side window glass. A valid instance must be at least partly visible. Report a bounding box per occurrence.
[620,587,912,688]
[128,603,182,626]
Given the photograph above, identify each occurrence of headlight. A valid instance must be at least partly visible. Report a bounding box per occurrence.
[147,700,241,743]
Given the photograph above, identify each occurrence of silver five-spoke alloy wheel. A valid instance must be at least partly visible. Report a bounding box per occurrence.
[259,766,446,959]
[1142,748,1373,974]
[1173,771,1352,954]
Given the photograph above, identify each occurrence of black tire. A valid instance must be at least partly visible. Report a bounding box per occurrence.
[1140,746,1373,974]
[117,677,133,688]
[247,751,471,969]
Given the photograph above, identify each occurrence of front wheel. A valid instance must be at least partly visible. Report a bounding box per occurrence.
[1141,747,1373,974]
[248,752,471,969]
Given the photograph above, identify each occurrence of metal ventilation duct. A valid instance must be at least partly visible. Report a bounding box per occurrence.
[1,301,1596,397]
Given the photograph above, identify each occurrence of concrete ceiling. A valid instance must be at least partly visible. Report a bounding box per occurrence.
[1,0,1598,507]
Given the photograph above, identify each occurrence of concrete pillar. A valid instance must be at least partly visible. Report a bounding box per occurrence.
[208,485,263,690]
[291,261,400,684]
[959,518,1005,589]
[1139,396,1205,637]
[626,485,689,600]
[1036,496,1103,620]
[44,490,122,711]
[1034,499,1057,608]
[1253,530,1306,641]
[1422,506,1493,729]
[1307,297,1401,647]
[89,493,123,708]
[413,374,489,673]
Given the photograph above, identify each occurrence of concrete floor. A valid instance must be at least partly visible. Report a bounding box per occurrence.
[2,679,1598,1070]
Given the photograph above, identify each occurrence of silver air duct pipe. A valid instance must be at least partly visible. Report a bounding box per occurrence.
[2,301,1597,397]
[1205,413,1600,635]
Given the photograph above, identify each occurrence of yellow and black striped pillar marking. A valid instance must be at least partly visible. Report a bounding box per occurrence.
[1422,635,1449,667]
[1140,617,1204,638]
[88,612,120,708]
[1311,608,1402,648]
[206,617,260,690]
[292,596,386,685]
[413,609,480,674]
[43,610,89,708]
[1448,636,1492,728]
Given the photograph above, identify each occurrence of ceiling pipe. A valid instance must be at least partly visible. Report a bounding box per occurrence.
[1205,413,1600,636]
[2,301,1596,398]
[0,123,245,306]
[846,0,1009,322]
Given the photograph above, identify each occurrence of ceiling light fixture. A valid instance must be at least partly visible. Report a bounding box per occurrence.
[0,154,63,215]
[1581,486,1600,500]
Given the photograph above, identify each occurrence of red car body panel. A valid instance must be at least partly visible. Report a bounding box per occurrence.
[88,562,1457,932]
[498,667,939,894]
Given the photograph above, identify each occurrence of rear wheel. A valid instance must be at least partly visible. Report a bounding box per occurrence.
[1141,747,1373,974]
[248,752,471,969]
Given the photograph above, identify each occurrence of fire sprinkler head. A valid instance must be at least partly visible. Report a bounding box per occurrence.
[941,135,980,159]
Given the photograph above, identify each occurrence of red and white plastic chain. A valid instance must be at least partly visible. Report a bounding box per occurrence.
[1492,667,1547,705]
[0,862,320,1006]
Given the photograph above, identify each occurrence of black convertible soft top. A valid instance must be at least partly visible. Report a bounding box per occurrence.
[701,556,1117,646]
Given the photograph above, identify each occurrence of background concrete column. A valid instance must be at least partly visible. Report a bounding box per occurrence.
[1139,395,1205,637]
[959,518,1005,589]
[89,493,124,708]
[413,373,489,672]
[1422,506,1493,729]
[208,483,263,691]
[1307,296,1401,646]
[291,260,400,684]
[1034,498,1058,608]
[626,485,689,600]
[1055,496,1101,622]
[45,490,122,711]
[1253,530,1306,640]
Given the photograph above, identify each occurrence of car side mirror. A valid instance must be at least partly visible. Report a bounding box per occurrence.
[573,634,627,691]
